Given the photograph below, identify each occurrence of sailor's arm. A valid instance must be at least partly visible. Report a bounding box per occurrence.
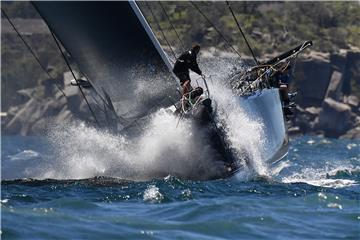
[189,59,202,75]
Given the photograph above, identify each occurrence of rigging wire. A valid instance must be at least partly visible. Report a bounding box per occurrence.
[145,2,177,62]
[49,30,101,127]
[225,1,258,65]
[30,0,125,127]
[158,1,185,53]
[1,8,67,98]
[189,1,242,59]
[241,41,309,94]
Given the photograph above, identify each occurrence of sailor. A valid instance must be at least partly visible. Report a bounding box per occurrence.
[173,44,203,97]
[276,64,292,106]
[273,64,296,119]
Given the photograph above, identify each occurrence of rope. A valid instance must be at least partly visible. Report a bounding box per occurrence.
[180,88,204,114]
[190,1,242,59]
[158,1,185,53]
[145,2,177,61]
[225,1,258,65]
[241,41,309,94]
[1,8,67,98]
[49,30,101,127]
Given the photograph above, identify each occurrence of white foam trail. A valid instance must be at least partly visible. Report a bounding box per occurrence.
[283,177,356,188]
[281,165,359,188]
[9,150,40,161]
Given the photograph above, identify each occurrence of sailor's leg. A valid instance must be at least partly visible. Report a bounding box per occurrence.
[182,80,191,96]
[180,80,193,111]
[279,84,290,105]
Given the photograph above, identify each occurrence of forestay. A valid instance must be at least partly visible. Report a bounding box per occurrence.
[33,1,178,121]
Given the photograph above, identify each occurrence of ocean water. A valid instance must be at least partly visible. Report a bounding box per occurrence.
[1,135,359,239]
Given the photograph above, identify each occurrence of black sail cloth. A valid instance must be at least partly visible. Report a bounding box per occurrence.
[33,1,178,121]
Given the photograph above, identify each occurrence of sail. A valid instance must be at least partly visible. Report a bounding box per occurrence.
[33,1,178,120]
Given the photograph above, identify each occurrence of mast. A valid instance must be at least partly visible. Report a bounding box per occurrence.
[129,1,173,72]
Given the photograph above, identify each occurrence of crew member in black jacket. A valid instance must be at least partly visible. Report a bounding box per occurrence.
[173,44,203,97]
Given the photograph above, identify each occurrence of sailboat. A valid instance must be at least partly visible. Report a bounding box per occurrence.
[31,1,312,180]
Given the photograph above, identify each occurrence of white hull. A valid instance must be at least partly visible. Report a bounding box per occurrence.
[239,88,288,165]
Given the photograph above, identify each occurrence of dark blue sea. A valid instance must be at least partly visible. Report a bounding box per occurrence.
[1,135,359,239]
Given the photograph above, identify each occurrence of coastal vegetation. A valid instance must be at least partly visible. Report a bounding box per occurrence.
[141,1,360,54]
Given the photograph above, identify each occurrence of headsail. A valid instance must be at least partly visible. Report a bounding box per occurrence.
[33,1,178,121]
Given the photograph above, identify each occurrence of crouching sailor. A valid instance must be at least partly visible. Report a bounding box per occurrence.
[172,44,204,97]
[272,64,296,119]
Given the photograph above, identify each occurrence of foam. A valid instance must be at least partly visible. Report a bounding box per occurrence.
[281,165,359,188]
[9,150,40,161]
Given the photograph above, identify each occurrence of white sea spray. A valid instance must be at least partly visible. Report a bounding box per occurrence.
[22,57,270,180]
[143,185,164,203]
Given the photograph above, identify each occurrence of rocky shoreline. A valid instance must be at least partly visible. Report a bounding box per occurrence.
[2,49,360,139]
[287,48,360,140]
[2,72,93,136]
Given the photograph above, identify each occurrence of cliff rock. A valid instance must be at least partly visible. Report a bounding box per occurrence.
[325,70,343,101]
[316,98,352,137]
[295,51,331,107]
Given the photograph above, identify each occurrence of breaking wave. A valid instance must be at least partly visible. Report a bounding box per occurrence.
[276,137,360,188]
[281,165,359,188]
[8,150,40,161]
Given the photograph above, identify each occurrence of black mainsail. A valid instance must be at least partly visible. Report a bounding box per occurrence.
[33,1,178,122]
